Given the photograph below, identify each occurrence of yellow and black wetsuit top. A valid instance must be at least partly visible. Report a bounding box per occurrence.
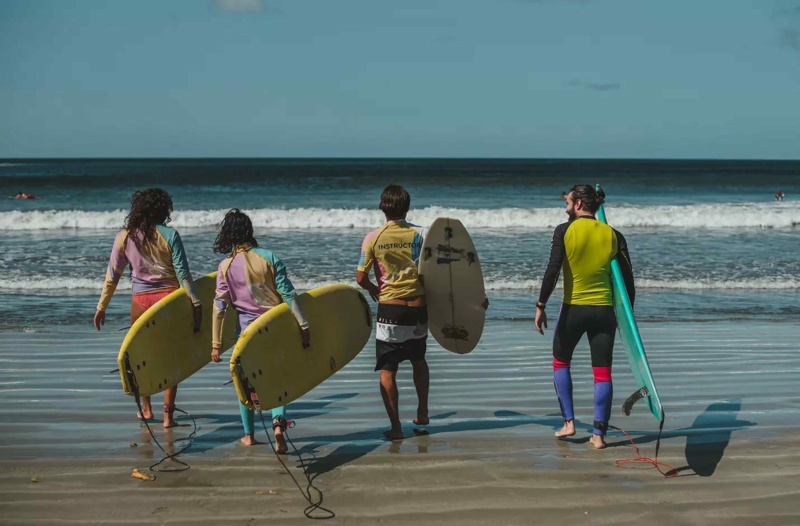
[538,217,635,306]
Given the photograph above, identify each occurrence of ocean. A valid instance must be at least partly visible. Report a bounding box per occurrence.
[1,158,799,470]
[2,158,798,332]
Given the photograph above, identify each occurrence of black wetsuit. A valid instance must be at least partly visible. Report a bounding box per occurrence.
[537,216,635,435]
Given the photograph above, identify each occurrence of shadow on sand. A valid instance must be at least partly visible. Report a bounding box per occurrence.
[290,410,563,477]
[183,392,361,455]
[166,395,753,481]
[604,398,755,477]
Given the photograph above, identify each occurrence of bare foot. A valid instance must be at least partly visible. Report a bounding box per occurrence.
[163,416,178,429]
[240,435,263,446]
[137,411,154,421]
[273,428,288,454]
[383,429,404,441]
[554,420,576,438]
[412,417,429,426]
[590,435,607,449]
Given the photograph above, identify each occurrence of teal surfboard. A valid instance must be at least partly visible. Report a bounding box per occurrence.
[596,185,664,424]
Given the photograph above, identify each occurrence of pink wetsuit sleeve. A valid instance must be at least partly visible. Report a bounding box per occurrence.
[97,231,129,312]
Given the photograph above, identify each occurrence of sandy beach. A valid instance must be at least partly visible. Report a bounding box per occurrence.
[2,320,799,524]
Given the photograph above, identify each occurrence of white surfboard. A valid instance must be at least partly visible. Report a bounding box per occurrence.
[418,217,487,354]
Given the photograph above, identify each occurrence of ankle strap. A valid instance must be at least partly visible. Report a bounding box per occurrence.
[272,416,287,431]
[272,416,295,431]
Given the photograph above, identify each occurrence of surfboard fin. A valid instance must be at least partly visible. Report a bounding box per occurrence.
[233,357,257,409]
[121,352,141,400]
[622,387,650,416]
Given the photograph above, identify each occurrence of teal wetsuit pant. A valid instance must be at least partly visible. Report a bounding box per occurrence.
[239,401,285,435]
[236,322,286,436]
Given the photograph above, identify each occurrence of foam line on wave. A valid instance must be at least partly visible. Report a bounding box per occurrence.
[484,278,800,291]
[1,203,798,231]
[4,276,799,292]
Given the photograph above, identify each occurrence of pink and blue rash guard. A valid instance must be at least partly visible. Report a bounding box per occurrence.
[97,224,198,312]
[357,220,426,302]
[211,246,309,347]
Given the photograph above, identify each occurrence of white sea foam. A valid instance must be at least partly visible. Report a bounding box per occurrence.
[1,203,797,231]
[3,275,797,293]
[0,277,132,292]
[484,278,800,291]
[635,278,800,290]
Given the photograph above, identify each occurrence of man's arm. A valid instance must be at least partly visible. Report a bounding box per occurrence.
[537,223,567,306]
[356,232,380,301]
[356,270,380,302]
[614,230,635,307]
[534,223,567,335]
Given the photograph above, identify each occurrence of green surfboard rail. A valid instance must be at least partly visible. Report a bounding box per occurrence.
[596,185,664,423]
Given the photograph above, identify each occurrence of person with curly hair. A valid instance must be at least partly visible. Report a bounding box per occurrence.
[210,209,310,452]
[534,184,635,449]
[94,187,202,429]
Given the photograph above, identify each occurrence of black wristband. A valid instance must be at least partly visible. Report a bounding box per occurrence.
[536,302,546,310]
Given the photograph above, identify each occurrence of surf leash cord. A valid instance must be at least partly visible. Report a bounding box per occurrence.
[610,417,677,478]
[233,357,334,519]
[122,352,197,472]
[256,409,335,520]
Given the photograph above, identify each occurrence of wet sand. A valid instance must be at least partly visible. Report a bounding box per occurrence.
[1,321,799,524]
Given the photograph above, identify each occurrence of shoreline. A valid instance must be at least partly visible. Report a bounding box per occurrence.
[1,319,799,523]
[2,431,799,525]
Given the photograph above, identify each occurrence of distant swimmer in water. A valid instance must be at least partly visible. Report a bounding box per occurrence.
[13,191,37,200]
[560,191,568,201]
[774,190,785,202]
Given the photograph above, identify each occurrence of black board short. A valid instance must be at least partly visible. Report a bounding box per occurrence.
[375,303,428,371]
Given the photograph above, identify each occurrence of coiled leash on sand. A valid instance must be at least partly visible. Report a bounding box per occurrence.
[234,358,335,520]
[610,417,677,478]
[122,352,197,472]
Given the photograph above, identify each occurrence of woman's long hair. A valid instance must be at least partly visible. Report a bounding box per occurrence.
[124,188,173,243]
[213,209,258,254]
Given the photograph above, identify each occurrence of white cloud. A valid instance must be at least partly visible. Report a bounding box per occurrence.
[213,0,265,13]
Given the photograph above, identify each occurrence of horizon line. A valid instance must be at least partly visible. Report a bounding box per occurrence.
[2,156,800,162]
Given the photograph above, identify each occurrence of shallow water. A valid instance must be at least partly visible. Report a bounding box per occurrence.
[1,320,796,462]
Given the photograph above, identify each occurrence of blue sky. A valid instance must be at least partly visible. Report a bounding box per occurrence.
[1,0,799,159]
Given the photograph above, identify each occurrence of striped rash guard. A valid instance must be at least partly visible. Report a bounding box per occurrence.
[211,246,309,348]
[357,220,427,302]
[97,225,200,312]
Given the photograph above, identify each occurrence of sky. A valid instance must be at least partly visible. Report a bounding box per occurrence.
[1,0,799,159]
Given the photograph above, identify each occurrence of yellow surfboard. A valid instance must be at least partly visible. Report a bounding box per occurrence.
[419,217,487,354]
[230,284,372,410]
[117,272,238,397]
